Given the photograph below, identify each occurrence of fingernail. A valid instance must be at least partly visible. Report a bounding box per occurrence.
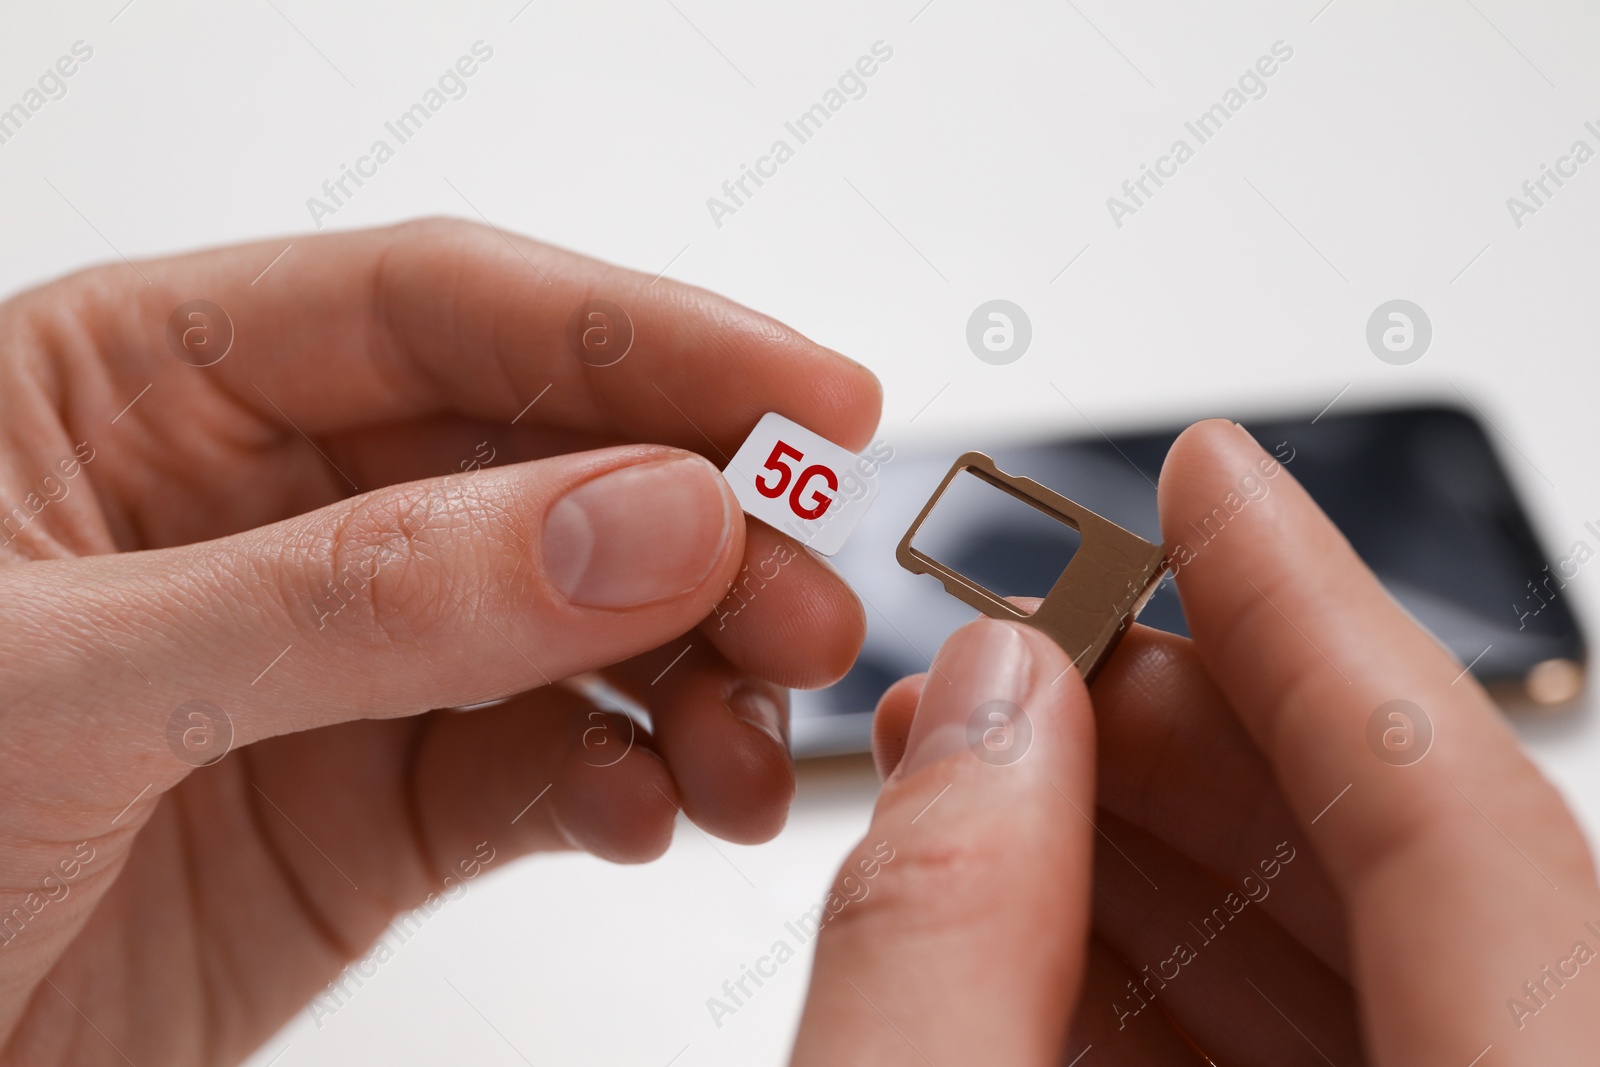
[899,618,1043,778]
[544,456,732,607]
[728,684,788,749]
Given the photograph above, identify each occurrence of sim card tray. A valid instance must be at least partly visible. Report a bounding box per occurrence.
[896,452,1168,684]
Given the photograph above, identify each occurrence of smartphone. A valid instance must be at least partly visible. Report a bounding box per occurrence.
[790,403,1587,757]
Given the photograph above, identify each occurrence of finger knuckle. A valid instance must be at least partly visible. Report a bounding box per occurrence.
[386,217,511,268]
[819,829,1007,942]
[304,481,513,647]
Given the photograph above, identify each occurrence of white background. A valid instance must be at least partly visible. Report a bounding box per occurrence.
[5,1,1600,1064]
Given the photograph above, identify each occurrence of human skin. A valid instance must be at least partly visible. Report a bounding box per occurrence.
[793,420,1600,1065]
[0,219,881,1064]
[4,222,1596,1065]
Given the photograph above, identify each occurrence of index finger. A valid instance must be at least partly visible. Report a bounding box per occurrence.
[1159,419,1600,1061]
[48,217,882,454]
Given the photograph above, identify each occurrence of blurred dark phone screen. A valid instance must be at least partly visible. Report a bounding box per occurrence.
[791,404,1586,756]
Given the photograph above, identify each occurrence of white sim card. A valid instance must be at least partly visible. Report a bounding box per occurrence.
[721,412,881,556]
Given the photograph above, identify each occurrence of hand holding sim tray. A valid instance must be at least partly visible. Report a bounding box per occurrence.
[896,452,1168,683]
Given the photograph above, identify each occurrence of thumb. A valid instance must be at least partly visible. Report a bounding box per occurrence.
[791,618,1096,1066]
[3,445,743,807]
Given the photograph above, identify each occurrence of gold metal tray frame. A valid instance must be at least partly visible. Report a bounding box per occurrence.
[895,452,1169,683]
